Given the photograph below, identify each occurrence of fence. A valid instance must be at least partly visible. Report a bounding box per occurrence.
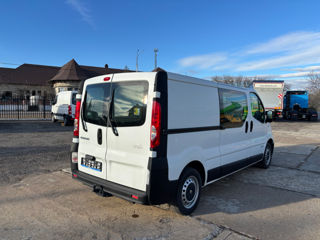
[0,97,53,120]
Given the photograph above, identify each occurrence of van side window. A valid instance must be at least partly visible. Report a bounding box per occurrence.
[219,89,248,128]
[250,93,265,123]
[83,83,110,126]
[111,82,148,127]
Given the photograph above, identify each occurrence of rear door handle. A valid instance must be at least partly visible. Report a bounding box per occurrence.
[245,121,248,133]
[250,121,253,132]
[97,129,102,145]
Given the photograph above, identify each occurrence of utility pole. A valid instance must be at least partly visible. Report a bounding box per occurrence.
[154,48,159,69]
[136,49,140,72]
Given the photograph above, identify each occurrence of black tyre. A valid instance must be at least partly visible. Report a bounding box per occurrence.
[257,142,273,169]
[63,116,69,126]
[51,114,57,123]
[175,168,202,215]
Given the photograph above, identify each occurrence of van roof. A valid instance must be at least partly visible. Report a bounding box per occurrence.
[166,72,251,92]
[84,71,253,93]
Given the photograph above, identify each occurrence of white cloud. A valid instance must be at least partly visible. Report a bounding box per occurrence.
[244,31,320,55]
[179,53,227,69]
[66,0,94,27]
[237,45,320,71]
[178,31,320,73]
[286,65,320,72]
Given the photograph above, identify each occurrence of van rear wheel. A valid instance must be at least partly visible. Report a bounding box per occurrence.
[257,143,273,169]
[175,167,201,215]
[63,116,69,126]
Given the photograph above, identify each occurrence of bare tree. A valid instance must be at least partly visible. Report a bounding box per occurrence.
[307,71,320,93]
[284,83,291,92]
[124,65,129,71]
[211,75,292,93]
[211,75,253,88]
[307,71,320,110]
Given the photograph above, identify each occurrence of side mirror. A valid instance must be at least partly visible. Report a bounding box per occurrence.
[266,111,273,123]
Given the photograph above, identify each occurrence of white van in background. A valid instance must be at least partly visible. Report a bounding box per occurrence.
[70,71,274,215]
[51,91,77,126]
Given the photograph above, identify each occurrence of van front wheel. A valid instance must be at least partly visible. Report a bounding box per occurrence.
[51,114,57,123]
[175,168,201,215]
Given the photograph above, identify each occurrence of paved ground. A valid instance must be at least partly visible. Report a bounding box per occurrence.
[0,120,319,240]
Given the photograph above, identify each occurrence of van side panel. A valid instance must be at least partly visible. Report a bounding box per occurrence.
[167,79,220,181]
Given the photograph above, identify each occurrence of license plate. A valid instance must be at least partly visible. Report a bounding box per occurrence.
[302,115,306,118]
[81,158,102,172]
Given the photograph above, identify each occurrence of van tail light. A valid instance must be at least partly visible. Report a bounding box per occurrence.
[150,100,161,149]
[72,152,78,163]
[68,105,72,116]
[73,100,81,137]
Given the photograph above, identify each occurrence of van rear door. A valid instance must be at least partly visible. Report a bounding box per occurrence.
[106,77,151,192]
[78,82,111,179]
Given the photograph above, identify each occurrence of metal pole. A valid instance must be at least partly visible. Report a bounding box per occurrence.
[43,96,46,119]
[154,48,158,69]
[136,49,139,72]
[17,97,19,120]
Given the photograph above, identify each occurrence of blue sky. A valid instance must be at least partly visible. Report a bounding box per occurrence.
[1,0,320,88]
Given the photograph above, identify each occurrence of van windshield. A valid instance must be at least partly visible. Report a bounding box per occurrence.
[83,81,148,127]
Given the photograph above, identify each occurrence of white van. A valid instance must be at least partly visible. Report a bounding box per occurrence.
[51,91,77,125]
[70,71,274,215]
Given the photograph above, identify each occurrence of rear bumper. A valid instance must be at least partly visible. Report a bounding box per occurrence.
[72,170,149,204]
[70,142,177,205]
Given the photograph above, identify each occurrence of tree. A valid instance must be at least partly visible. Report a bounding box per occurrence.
[307,71,320,110]
[284,83,291,92]
[211,75,253,88]
[124,65,129,71]
[307,71,320,93]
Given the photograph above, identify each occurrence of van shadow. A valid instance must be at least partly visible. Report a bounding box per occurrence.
[193,143,320,217]
[0,121,73,134]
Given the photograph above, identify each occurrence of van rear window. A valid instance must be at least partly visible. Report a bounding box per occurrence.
[83,83,110,126]
[111,81,148,127]
[83,81,148,127]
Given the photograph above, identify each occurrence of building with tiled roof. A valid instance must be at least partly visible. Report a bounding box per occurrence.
[0,59,130,99]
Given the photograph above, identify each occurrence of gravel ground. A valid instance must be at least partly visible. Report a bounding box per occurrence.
[0,121,72,185]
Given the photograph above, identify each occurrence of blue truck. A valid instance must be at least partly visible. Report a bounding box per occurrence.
[283,91,318,121]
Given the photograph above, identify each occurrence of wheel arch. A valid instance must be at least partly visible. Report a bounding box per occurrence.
[267,138,274,152]
[180,161,206,186]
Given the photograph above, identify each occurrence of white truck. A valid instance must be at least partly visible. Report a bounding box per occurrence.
[253,80,284,119]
